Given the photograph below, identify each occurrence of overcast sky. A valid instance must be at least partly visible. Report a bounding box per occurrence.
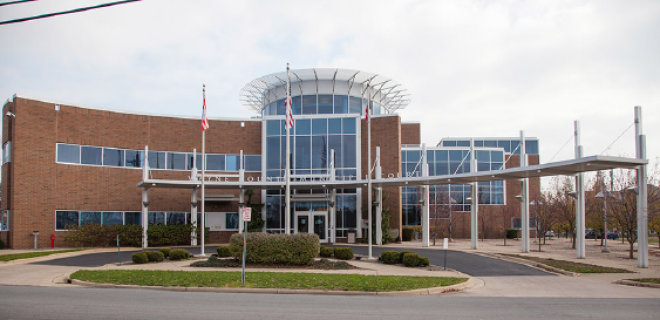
[1,0,658,182]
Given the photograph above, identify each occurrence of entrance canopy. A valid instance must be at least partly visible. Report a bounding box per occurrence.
[137,155,646,190]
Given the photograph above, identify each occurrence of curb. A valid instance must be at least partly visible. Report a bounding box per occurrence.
[614,280,660,289]
[477,252,579,277]
[68,277,476,296]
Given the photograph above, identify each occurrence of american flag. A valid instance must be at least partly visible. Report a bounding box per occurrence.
[201,89,209,131]
[365,100,370,122]
[285,88,293,131]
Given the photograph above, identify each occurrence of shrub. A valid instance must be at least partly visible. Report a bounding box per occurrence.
[319,245,334,258]
[333,247,354,260]
[506,229,518,239]
[402,252,422,267]
[169,249,190,261]
[132,252,149,264]
[229,232,320,265]
[399,250,414,262]
[402,227,414,241]
[380,250,400,264]
[160,248,171,258]
[216,246,231,258]
[63,223,210,248]
[0,239,4,249]
[144,251,164,262]
[419,257,430,267]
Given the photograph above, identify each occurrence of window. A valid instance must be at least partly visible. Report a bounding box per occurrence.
[56,211,79,230]
[3,141,11,165]
[102,212,123,225]
[167,212,186,225]
[57,144,80,164]
[226,155,239,171]
[244,155,261,172]
[125,150,144,168]
[81,146,102,165]
[167,152,186,170]
[225,213,238,230]
[206,154,225,171]
[0,210,9,231]
[103,148,124,167]
[318,95,333,114]
[124,212,141,225]
[148,151,166,169]
[80,211,101,225]
[148,212,165,225]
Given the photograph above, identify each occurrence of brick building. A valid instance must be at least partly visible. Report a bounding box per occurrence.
[1,68,539,249]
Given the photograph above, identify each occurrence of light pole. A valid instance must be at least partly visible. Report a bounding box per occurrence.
[595,171,611,252]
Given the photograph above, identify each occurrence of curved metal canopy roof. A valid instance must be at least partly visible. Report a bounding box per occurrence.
[240,68,411,114]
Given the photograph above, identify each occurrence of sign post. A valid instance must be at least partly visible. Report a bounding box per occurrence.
[443,238,448,271]
[241,207,251,285]
[117,235,121,266]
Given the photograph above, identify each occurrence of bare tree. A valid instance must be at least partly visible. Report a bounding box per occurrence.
[550,176,577,249]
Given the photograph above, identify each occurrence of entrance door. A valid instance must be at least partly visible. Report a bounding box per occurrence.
[295,211,327,243]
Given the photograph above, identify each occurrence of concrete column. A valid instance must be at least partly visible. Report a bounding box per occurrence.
[470,139,478,250]
[574,121,585,259]
[421,144,430,247]
[329,149,336,244]
[238,151,246,234]
[190,149,198,246]
[635,106,648,268]
[142,187,149,248]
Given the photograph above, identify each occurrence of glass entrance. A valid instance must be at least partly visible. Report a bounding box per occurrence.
[295,211,327,243]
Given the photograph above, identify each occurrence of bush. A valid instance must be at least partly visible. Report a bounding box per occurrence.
[63,223,210,248]
[333,247,354,260]
[160,248,171,258]
[216,246,231,258]
[419,257,430,267]
[402,252,422,267]
[506,229,518,239]
[380,250,400,264]
[169,249,190,260]
[132,252,149,264]
[229,232,320,265]
[399,250,414,262]
[319,245,334,258]
[402,227,414,241]
[0,239,4,249]
[144,251,164,262]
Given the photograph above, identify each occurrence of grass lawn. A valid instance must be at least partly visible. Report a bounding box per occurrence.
[70,270,467,292]
[629,278,660,284]
[0,249,84,262]
[503,254,632,274]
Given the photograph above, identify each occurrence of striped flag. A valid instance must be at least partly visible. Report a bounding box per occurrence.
[285,67,293,131]
[365,100,370,122]
[201,87,209,131]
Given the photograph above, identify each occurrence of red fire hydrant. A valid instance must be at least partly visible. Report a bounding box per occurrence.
[50,234,55,248]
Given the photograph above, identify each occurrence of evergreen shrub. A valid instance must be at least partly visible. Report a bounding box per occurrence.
[402,227,415,241]
[380,250,400,264]
[132,252,149,264]
[169,249,190,260]
[216,246,231,258]
[319,245,334,258]
[144,251,164,262]
[333,247,354,260]
[160,248,171,258]
[229,233,320,265]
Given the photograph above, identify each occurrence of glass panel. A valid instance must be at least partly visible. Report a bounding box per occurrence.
[491,162,503,170]
[342,135,356,168]
[266,120,281,136]
[318,95,333,114]
[449,150,464,162]
[474,140,484,147]
[80,211,101,225]
[334,95,348,114]
[0,211,8,231]
[206,154,225,171]
[148,151,166,169]
[311,136,327,169]
[56,211,79,230]
[266,137,280,170]
[348,97,362,114]
[478,162,491,172]
[476,150,490,162]
[295,136,311,169]
[484,140,497,147]
[167,212,186,225]
[426,150,434,162]
[166,152,185,170]
[342,118,356,134]
[328,135,342,168]
[456,140,470,147]
[314,215,326,239]
[343,195,357,228]
[491,151,504,162]
[148,212,165,225]
[435,150,448,162]
[266,196,282,229]
[302,95,316,114]
[186,153,202,170]
[244,155,261,172]
[57,144,80,164]
[124,212,141,225]
[226,155,239,171]
[406,150,421,163]
[297,215,309,233]
[225,213,238,229]
[436,162,449,175]
[525,140,539,155]
[312,118,327,135]
[373,102,381,115]
[292,96,302,115]
[328,118,342,134]
[295,119,311,135]
[103,148,124,167]
[102,212,123,225]
[277,99,286,115]
[498,140,511,153]
[126,150,144,168]
[443,141,457,147]
[81,146,102,165]
[511,140,521,155]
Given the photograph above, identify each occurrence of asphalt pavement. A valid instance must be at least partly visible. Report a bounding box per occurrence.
[30,246,218,267]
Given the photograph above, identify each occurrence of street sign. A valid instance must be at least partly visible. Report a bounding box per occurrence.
[242,207,252,222]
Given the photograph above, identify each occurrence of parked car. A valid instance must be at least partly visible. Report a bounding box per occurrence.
[544,231,555,238]
[606,232,619,240]
[585,231,603,239]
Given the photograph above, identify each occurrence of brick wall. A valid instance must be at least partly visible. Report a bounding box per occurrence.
[3,97,261,248]
[401,122,420,145]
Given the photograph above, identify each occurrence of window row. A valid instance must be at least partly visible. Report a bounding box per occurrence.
[0,210,8,231]
[54,210,239,231]
[56,144,261,172]
[266,118,357,136]
[263,95,381,117]
[441,139,539,155]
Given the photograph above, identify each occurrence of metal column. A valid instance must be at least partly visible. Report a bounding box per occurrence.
[421,144,430,247]
[190,149,198,246]
[520,131,530,253]
[635,106,648,268]
[470,139,478,250]
[141,145,150,249]
[375,147,383,245]
[575,121,586,259]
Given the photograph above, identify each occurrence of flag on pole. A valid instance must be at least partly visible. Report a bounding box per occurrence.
[365,99,370,122]
[285,68,294,131]
[201,86,209,131]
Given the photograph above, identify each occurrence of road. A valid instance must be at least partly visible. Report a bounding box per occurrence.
[0,285,658,320]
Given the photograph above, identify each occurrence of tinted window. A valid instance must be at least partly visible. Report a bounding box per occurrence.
[102,212,122,225]
[148,212,165,225]
[244,155,261,171]
[226,213,238,229]
[80,211,101,225]
[81,146,102,165]
[56,211,78,230]
[295,119,310,135]
[328,118,342,134]
[206,154,225,171]
[167,212,186,225]
[148,151,166,169]
[342,118,356,134]
[334,95,348,114]
[103,148,124,167]
[57,144,80,164]
[318,95,333,114]
[124,212,141,225]
[312,118,327,135]
[226,155,239,171]
[125,150,144,168]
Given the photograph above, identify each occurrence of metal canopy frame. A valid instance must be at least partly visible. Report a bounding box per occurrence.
[239,68,411,114]
[137,155,646,191]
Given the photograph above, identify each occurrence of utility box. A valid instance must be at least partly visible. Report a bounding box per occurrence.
[347,231,356,244]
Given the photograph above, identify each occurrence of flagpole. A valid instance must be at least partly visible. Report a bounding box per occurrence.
[285,63,291,234]
[366,83,373,260]
[200,84,206,257]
